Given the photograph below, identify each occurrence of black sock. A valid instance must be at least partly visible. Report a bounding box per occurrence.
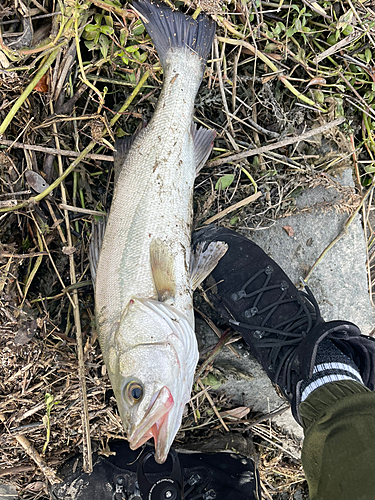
[300,338,363,402]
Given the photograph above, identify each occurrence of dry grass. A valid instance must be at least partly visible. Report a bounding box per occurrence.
[1,0,375,497]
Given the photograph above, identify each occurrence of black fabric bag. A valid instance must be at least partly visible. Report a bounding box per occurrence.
[50,440,260,500]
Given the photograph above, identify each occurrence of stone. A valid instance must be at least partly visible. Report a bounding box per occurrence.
[0,484,18,500]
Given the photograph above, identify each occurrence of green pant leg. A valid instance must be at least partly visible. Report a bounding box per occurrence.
[299,380,375,500]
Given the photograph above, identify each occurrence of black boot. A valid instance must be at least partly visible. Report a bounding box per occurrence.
[50,440,260,500]
[193,226,375,423]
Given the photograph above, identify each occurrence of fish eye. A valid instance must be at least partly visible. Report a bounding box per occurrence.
[124,381,144,404]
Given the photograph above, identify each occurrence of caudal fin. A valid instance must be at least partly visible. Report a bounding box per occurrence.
[132,0,216,73]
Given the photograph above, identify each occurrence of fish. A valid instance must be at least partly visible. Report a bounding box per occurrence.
[90,0,227,464]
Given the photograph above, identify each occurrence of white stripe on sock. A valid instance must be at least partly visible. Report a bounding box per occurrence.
[301,374,361,402]
[313,362,362,382]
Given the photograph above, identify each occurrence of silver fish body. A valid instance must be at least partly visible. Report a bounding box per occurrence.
[94,1,219,463]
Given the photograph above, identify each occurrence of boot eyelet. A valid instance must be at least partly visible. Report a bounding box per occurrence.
[280,280,289,291]
[245,307,258,318]
[265,265,274,275]
[231,290,246,301]
[203,490,216,500]
[253,330,264,339]
[187,473,201,486]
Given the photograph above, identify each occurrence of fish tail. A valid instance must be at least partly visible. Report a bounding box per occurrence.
[132,0,216,73]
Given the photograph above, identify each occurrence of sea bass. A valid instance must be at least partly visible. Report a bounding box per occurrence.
[92,0,227,463]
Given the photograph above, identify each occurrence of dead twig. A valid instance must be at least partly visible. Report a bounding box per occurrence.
[0,414,60,485]
[197,378,230,432]
[50,101,93,473]
[0,138,114,162]
[203,191,262,224]
[209,117,346,167]
[59,204,107,217]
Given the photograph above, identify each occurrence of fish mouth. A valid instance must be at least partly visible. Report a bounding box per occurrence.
[128,386,174,463]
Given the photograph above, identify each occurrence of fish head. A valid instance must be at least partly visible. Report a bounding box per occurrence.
[108,298,198,464]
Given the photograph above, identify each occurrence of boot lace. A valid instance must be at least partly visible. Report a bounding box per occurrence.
[228,265,322,395]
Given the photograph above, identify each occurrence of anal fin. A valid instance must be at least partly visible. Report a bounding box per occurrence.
[190,240,228,290]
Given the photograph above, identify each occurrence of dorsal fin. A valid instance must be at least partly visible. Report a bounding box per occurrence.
[89,220,106,290]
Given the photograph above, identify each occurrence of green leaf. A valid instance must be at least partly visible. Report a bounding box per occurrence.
[313,89,324,104]
[83,30,97,41]
[342,25,353,35]
[365,91,375,104]
[365,165,375,173]
[215,174,234,190]
[365,48,372,64]
[85,24,99,33]
[101,25,114,35]
[116,127,127,138]
[138,52,148,63]
[121,55,129,65]
[132,21,145,36]
[335,97,345,118]
[202,373,222,390]
[120,28,128,46]
[94,13,102,24]
[230,216,239,225]
[273,22,285,36]
[286,27,297,37]
[327,33,337,45]
[264,42,278,52]
[84,40,96,51]
[125,45,140,53]
[104,15,113,27]
[294,18,302,31]
[363,176,373,186]
[99,35,110,58]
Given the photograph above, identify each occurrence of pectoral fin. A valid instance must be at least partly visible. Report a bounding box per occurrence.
[190,240,228,290]
[150,239,176,302]
[192,123,216,174]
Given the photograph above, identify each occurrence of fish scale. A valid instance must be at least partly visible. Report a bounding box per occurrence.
[97,54,199,329]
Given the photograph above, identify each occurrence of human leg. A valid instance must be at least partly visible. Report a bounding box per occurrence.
[193,225,375,500]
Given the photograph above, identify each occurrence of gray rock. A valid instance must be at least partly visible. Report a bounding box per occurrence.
[0,484,18,500]
[248,170,375,335]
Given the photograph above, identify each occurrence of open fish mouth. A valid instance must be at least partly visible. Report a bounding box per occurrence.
[128,386,174,463]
